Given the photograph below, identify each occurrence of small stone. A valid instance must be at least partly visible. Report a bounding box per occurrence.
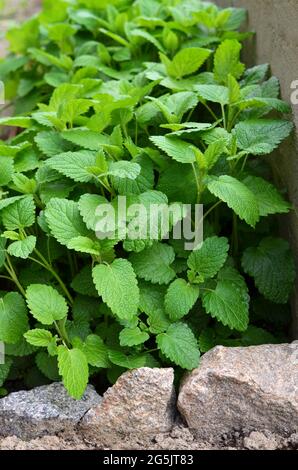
[82,367,176,439]
[178,344,298,441]
[0,382,101,440]
[244,432,280,450]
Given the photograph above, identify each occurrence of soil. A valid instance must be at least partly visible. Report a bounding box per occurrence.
[0,420,297,451]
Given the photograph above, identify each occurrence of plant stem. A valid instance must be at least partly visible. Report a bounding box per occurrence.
[203,200,222,221]
[32,249,74,304]
[4,257,26,297]
[221,104,227,130]
[191,163,201,203]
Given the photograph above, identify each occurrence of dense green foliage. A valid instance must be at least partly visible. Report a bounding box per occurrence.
[0,0,295,399]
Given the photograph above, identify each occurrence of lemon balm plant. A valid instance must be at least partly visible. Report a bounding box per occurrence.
[0,0,295,399]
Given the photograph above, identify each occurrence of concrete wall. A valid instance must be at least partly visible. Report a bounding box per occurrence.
[215,0,298,337]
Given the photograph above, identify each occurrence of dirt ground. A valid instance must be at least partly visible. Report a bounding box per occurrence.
[0,421,297,451]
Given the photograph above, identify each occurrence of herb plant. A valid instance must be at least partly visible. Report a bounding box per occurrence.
[0,0,295,399]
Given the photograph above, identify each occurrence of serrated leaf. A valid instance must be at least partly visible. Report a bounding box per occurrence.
[71,266,98,298]
[204,139,227,169]
[165,279,199,321]
[202,277,249,332]
[78,194,108,230]
[61,129,109,150]
[119,327,149,347]
[0,238,6,268]
[34,131,73,157]
[24,329,53,347]
[47,151,97,183]
[92,259,139,320]
[0,292,28,344]
[1,196,35,230]
[234,119,293,155]
[45,198,89,247]
[82,334,109,368]
[26,284,68,325]
[150,135,196,163]
[67,236,100,255]
[130,243,176,285]
[196,84,229,105]
[0,157,14,186]
[207,175,260,227]
[187,236,229,280]
[36,352,60,381]
[108,350,148,369]
[108,161,141,180]
[7,236,36,259]
[157,323,200,370]
[161,48,211,79]
[214,39,245,83]
[243,175,291,217]
[58,346,89,399]
[242,237,295,304]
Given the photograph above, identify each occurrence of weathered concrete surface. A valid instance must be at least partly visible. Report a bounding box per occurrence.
[0,383,101,440]
[216,1,298,339]
[178,344,298,442]
[81,368,176,439]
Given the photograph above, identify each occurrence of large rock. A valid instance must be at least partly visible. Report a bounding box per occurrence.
[82,367,176,438]
[178,343,298,441]
[0,382,101,440]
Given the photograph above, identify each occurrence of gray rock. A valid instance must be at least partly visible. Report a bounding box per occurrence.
[178,344,298,441]
[82,367,176,438]
[243,431,280,450]
[0,382,101,440]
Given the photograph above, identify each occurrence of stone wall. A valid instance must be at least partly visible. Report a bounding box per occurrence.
[215,0,298,337]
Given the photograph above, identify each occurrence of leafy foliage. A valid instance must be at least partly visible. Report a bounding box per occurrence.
[0,0,294,399]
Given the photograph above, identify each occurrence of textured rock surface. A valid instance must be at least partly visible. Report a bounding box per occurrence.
[0,382,101,440]
[178,344,298,441]
[82,368,176,438]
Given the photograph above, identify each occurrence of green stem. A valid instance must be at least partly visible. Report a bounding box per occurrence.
[4,257,26,297]
[32,249,74,304]
[203,200,222,221]
[191,163,201,203]
[202,102,219,122]
[54,321,70,348]
[221,104,227,130]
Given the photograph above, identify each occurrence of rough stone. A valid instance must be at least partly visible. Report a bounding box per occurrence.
[178,344,298,441]
[0,382,101,440]
[243,431,280,451]
[81,367,176,439]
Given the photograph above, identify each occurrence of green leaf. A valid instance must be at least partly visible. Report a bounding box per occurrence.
[130,243,176,285]
[150,135,196,163]
[58,346,89,399]
[207,175,260,227]
[119,327,150,347]
[108,350,148,369]
[0,157,14,186]
[67,236,100,255]
[157,323,200,370]
[61,129,109,150]
[1,196,35,230]
[24,329,53,347]
[165,279,199,321]
[26,284,68,325]
[36,352,60,381]
[0,358,13,387]
[71,266,98,298]
[0,293,28,344]
[195,84,229,105]
[82,334,109,368]
[0,238,6,268]
[202,275,249,332]
[234,119,293,155]
[45,198,89,247]
[7,236,36,259]
[47,151,97,183]
[92,259,139,320]
[187,236,229,280]
[108,161,141,180]
[242,237,295,304]
[243,175,291,216]
[35,131,73,157]
[204,139,227,169]
[214,39,245,83]
[160,48,211,79]
[78,194,108,230]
